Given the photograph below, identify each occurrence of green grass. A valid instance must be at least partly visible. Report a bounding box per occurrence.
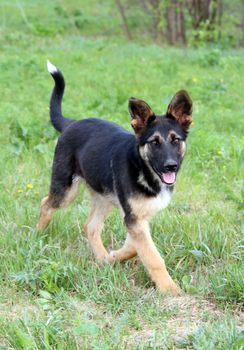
[0,1,244,349]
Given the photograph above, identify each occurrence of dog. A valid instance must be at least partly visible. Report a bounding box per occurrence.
[37,61,193,295]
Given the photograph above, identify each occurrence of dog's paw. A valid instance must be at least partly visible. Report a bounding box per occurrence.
[168,283,182,296]
[106,250,117,263]
[94,251,109,263]
[158,281,183,296]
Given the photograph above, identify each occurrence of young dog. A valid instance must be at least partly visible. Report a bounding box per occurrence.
[37,61,193,295]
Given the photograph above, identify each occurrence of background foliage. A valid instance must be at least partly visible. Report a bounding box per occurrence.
[1,0,244,47]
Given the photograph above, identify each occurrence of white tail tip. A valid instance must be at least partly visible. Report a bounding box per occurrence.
[47,60,58,74]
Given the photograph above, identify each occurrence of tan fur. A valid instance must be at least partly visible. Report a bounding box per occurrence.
[108,234,137,262]
[168,106,192,127]
[126,219,181,294]
[180,141,186,157]
[36,196,57,231]
[37,177,81,231]
[167,130,182,142]
[147,131,164,144]
[131,118,145,131]
[84,191,112,261]
[166,131,186,157]
[61,176,81,207]
[139,143,150,163]
[128,187,172,221]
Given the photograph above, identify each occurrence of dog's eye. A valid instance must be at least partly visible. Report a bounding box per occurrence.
[150,139,160,145]
[172,138,181,144]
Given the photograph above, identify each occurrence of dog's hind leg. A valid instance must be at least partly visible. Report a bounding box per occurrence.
[37,195,56,231]
[108,234,137,262]
[37,143,81,231]
[37,176,81,231]
[84,192,112,261]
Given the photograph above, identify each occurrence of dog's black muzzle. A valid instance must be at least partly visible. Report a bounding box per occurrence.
[162,159,178,173]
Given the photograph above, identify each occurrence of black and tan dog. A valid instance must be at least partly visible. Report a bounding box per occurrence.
[37,61,193,295]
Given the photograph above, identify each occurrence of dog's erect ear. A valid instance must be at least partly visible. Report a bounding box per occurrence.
[167,90,193,130]
[129,97,156,134]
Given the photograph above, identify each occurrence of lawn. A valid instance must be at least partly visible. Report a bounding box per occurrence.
[0,1,243,349]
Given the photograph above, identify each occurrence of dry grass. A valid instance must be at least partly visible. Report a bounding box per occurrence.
[2,292,243,349]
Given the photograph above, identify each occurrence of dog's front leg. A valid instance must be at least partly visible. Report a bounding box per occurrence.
[84,192,112,261]
[108,233,137,262]
[125,216,181,295]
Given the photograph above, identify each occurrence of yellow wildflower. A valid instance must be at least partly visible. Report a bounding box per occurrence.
[17,189,23,193]
[26,183,33,189]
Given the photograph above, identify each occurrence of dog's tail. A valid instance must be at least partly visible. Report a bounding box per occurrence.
[47,60,75,132]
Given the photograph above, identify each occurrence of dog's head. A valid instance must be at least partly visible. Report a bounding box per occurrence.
[129,90,192,186]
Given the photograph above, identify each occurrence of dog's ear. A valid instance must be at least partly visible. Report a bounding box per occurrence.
[166,90,193,130]
[128,97,156,134]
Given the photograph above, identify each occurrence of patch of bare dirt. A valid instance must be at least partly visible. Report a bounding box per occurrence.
[125,292,244,348]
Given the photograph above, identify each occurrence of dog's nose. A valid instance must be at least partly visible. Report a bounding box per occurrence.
[164,160,177,172]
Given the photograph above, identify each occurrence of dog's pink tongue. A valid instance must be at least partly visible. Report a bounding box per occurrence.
[162,172,176,184]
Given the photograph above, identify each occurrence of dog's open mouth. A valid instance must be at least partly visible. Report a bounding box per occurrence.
[152,166,177,185]
[160,172,176,185]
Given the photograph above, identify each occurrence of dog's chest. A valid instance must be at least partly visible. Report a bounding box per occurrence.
[128,186,172,220]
